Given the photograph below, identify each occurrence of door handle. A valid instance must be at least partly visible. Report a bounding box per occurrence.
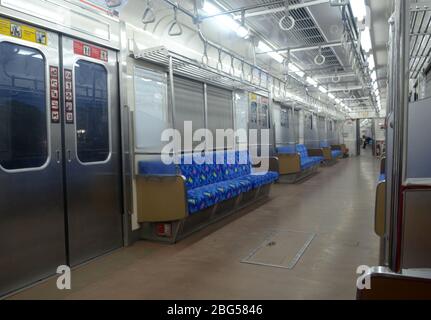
[67,150,72,163]
[56,150,61,164]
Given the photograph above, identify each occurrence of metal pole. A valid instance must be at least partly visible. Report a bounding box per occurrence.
[255,41,343,54]
[389,0,409,272]
[169,55,177,130]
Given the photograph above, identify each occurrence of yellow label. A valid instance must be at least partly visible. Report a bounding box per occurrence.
[22,25,36,43]
[0,18,10,36]
[250,93,257,102]
[0,17,47,45]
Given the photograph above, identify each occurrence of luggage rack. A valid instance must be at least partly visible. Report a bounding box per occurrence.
[130,43,346,118]
[410,2,431,80]
[130,44,270,93]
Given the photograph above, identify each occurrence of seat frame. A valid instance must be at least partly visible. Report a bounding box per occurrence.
[136,154,278,243]
[138,182,272,243]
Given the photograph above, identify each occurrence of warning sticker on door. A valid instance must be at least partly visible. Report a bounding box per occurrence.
[73,40,108,62]
[50,66,60,123]
[64,69,74,124]
[0,17,47,45]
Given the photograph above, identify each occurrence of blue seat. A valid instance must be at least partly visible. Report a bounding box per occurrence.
[296,144,323,170]
[331,150,342,159]
[139,151,279,215]
[276,146,296,154]
[379,173,386,182]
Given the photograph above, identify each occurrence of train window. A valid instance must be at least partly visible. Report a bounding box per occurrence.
[0,42,48,171]
[75,60,110,163]
[173,76,205,150]
[207,85,234,141]
[134,67,169,152]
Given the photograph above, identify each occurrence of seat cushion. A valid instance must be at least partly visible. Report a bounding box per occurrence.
[300,156,323,170]
[277,146,296,154]
[331,150,342,159]
[243,171,279,188]
[296,144,309,159]
[187,177,254,214]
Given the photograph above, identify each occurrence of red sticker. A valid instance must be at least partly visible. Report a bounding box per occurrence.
[73,40,108,62]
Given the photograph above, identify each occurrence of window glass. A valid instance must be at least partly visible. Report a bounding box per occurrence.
[75,60,110,163]
[0,42,48,170]
[133,67,169,152]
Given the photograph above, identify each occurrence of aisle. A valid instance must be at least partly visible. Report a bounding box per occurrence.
[10,155,381,300]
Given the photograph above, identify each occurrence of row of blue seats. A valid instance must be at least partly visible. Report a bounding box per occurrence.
[276,144,324,170]
[320,142,343,159]
[138,151,279,214]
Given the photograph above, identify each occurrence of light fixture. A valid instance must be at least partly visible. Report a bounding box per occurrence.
[367,54,375,71]
[360,27,372,53]
[370,70,377,82]
[373,81,379,91]
[350,0,367,22]
[328,93,336,100]
[288,63,305,77]
[319,86,327,93]
[203,2,249,38]
[306,77,318,87]
[257,41,284,63]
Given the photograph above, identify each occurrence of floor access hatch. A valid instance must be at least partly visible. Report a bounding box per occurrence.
[241,230,315,270]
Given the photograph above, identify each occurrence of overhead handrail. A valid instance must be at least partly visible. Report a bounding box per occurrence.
[279,0,295,31]
[168,5,183,36]
[142,0,156,25]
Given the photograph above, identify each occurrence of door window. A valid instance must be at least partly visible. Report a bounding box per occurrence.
[0,42,48,170]
[75,60,110,163]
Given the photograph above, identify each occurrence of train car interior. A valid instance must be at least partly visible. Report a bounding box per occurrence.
[0,0,430,302]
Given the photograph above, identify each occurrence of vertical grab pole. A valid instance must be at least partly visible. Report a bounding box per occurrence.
[389,0,410,272]
[168,55,178,158]
[169,55,176,132]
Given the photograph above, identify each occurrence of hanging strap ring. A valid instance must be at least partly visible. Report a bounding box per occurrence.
[279,15,295,31]
[279,1,295,31]
[332,69,340,83]
[201,41,209,65]
[216,49,223,71]
[142,0,156,25]
[168,6,183,36]
[314,47,326,65]
[229,56,235,75]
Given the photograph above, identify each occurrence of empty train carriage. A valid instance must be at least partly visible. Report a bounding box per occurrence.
[0,0,430,301]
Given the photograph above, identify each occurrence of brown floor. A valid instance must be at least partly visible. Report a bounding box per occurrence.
[9,151,380,300]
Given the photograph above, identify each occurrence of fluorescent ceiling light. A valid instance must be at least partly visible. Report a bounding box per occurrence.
[319,86,327,93]
[371,70,377,82]
[328,93,335,100]
[268,51,284,64]
[350,0,367,22]
[335,98,341,104]
[288,63,305,77]
[368,54,375,70]
[203,2,249,38]
[257,41,284,63]
[361,27,372,53]
[306,77,318,87]
[373,81,379,91]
